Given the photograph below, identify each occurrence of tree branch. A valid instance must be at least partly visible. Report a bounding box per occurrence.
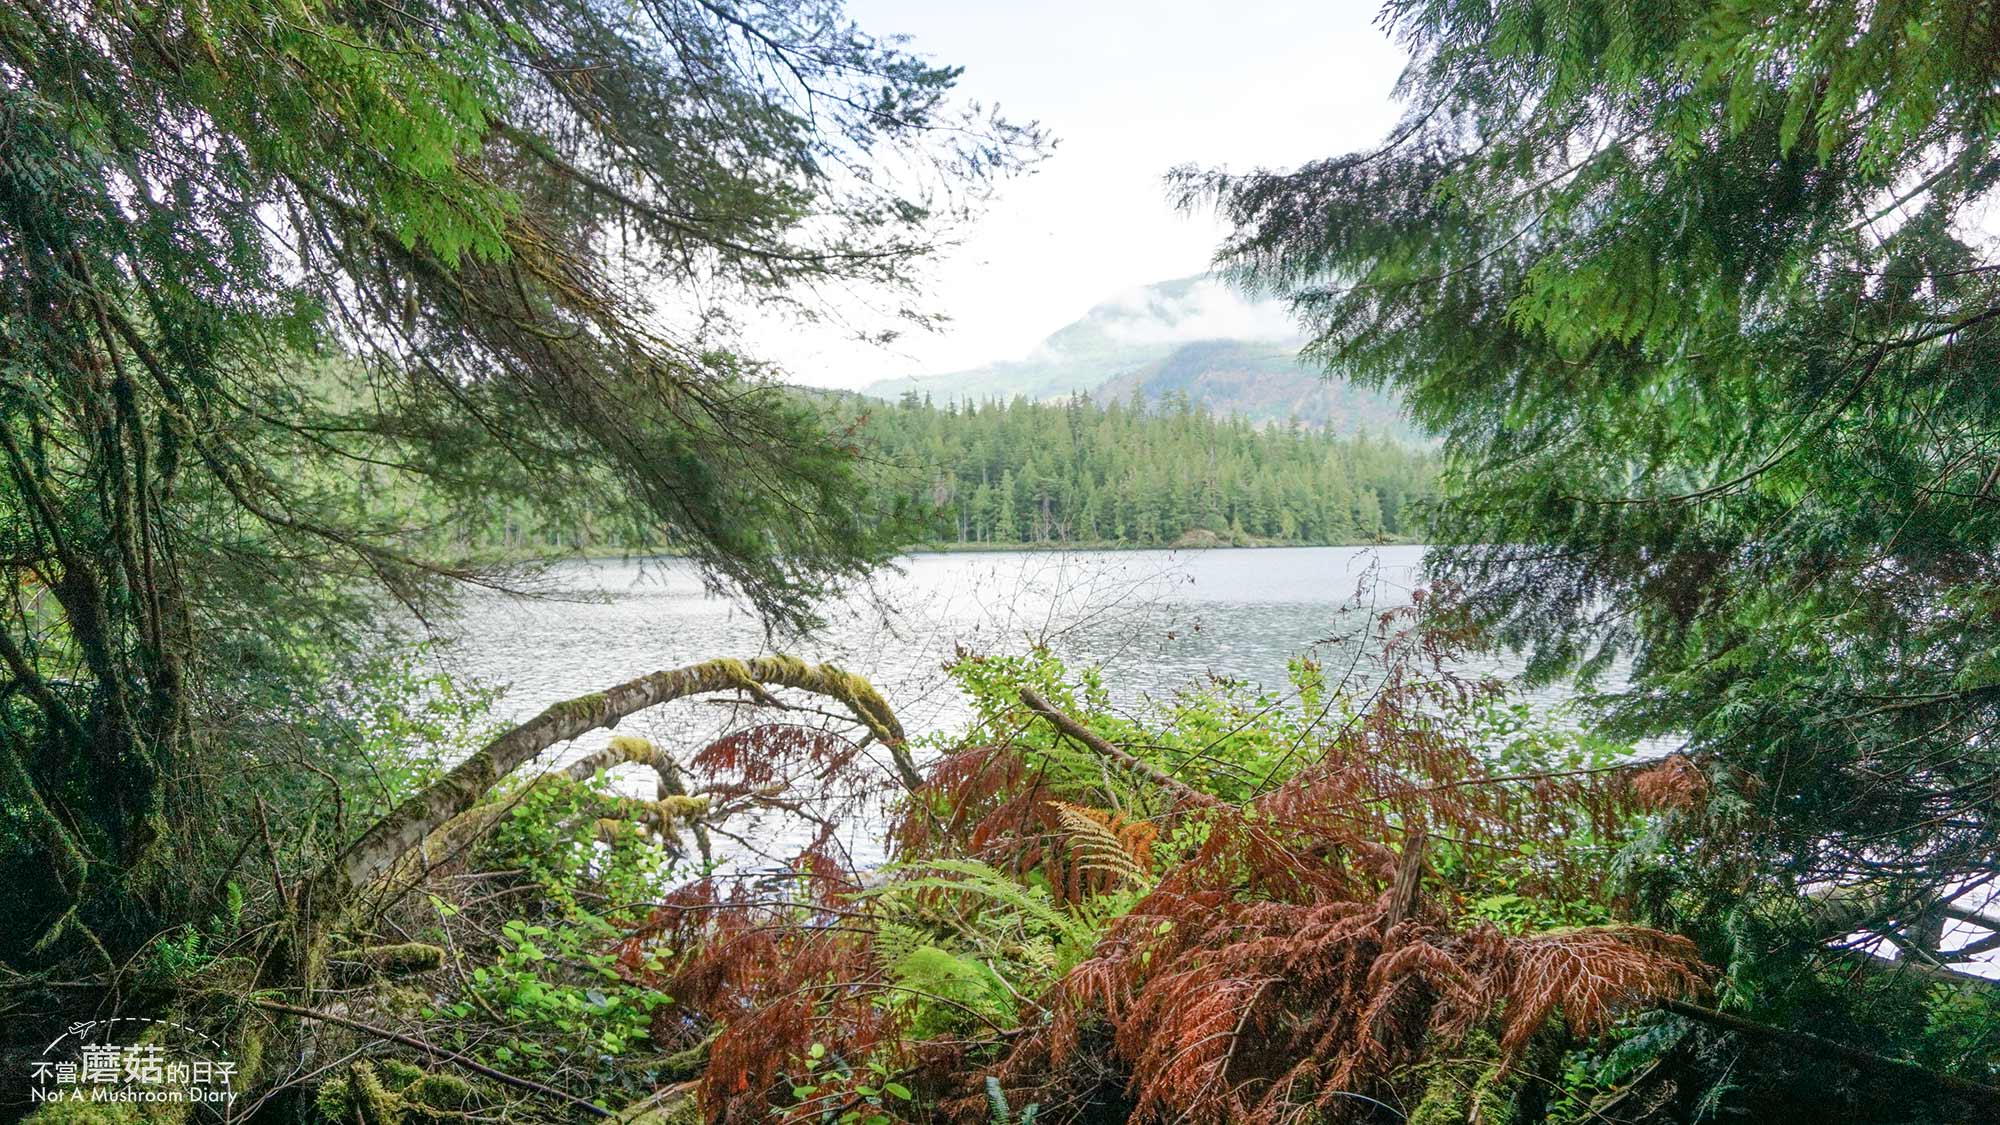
[1018,687,1222,810]
[315,656,917,916]
[1662,999,2000,1107]
[251,1000,613,1117]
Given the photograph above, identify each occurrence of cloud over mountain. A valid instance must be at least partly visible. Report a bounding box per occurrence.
[856,276,1409,438]
[1075,277,1302,350]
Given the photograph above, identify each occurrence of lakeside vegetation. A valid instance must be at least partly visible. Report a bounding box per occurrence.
[4,0,2000,1123]
[846,393,1431,548]
[446,393,1433,556]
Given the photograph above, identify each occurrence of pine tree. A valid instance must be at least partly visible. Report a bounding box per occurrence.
[819,393,1431,548]
[0,0,1040,965]
[1178,0,2000,1112]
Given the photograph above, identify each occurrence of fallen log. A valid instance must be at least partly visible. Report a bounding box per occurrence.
[309,656,914,923]
[254,999,614,1118]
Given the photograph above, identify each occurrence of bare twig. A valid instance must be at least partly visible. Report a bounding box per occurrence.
[251,999,614,1118]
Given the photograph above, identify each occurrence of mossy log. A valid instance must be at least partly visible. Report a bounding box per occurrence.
[327,941,448,979]
[582,735,712,862]
[356,739,711,923]
[224,658,898,1118]
[305,656,915,939]
[612,1084,701,1125]
[314,1058,480,1124]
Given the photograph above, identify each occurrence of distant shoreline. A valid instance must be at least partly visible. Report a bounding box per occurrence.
[483,535,1420,565]
[897,536,1416,555]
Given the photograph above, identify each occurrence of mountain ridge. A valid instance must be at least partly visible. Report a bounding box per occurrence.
[858,275,1410,438]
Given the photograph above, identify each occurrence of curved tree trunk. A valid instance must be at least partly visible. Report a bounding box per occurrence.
[302,655,917,940]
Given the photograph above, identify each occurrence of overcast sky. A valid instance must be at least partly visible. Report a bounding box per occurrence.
[761,0,1412,389]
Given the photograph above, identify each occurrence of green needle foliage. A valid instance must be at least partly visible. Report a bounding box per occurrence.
[1178,0,2000,1113]
[842,391,1434,547]
[0,0,1040,966]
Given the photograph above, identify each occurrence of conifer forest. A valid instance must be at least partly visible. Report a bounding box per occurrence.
[4,1,1999,1123]
[842,394,1432,548]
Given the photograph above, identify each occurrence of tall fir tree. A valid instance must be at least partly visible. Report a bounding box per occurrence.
[0,0,1040,964]
[1179,0,2000,1113]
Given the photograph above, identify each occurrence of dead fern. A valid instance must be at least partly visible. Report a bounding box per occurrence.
[609,608,1709,1123]
[1047,801,1156,898]
[1632,753,1711,813]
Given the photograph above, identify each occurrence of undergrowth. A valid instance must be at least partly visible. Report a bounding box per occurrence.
[290,606,1714,1123]
[597,608,1704,1123]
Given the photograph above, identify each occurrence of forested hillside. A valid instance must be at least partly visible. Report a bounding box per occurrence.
[861,276,1409,435]
[449,392,1431,554]
[1097,338,1409,434]
[844,393,1430,546]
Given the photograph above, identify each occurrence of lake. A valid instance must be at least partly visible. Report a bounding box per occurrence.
[435,546,1603,867]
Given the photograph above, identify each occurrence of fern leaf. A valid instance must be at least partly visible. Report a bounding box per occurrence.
[1048,800,1154,888]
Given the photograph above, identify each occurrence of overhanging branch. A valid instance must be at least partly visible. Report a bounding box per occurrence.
[311,656,917,917]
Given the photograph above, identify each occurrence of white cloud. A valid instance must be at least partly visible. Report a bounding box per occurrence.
[1093,279,1303,348]
[744,0,1409,389]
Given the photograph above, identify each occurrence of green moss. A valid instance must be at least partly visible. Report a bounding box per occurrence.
[314,1061,404,1125]
[233,1024,264,1090]
[607,734,660,765]
[314,1072,355,1120]
[408,1073,474,1111]
[1468,1062,1523,1125]
[1404,1028,1512,1125]
[1408,1070,1470,1125]
[617,1092,702,1125]
[655,795,709,822]
[760,654,811,681]
[378,984,434,1018]
[329,942,446,977]
[658,1028,718,1081]
[314,1060,481,1123]
[698,658,757,697]
[377,1059,425,1088]
[351,1061,403,1125]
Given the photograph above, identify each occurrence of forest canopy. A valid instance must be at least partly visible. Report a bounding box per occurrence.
[844,393,1430,548]
[0,0,1038,968]
[1177,0,2000,1115]
[372,391,1434,555]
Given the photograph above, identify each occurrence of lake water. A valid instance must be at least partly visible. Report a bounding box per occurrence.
[423,546,2000,976]
[434,546,1597,867]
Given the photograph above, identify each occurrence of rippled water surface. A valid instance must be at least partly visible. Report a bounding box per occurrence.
[433,546,1585,866]
[443,546,1444,725]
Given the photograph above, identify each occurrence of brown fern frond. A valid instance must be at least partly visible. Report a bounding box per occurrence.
[692,723,854,787]
[977,607,1711,1121]
[1632,753,1711,813]
[1494,925,1707,1057]
[592,604,1713,1124]
[1046,800,1155,898]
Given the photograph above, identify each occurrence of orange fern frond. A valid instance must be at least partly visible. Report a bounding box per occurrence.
[1046,800,1155,900]
[1632,753,1711,813]
[1494,925,1707,1057]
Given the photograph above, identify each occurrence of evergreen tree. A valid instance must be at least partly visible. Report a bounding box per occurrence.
[826,394,1433,548]
[1179,0,2000,1112]
[0,0,1038,964]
